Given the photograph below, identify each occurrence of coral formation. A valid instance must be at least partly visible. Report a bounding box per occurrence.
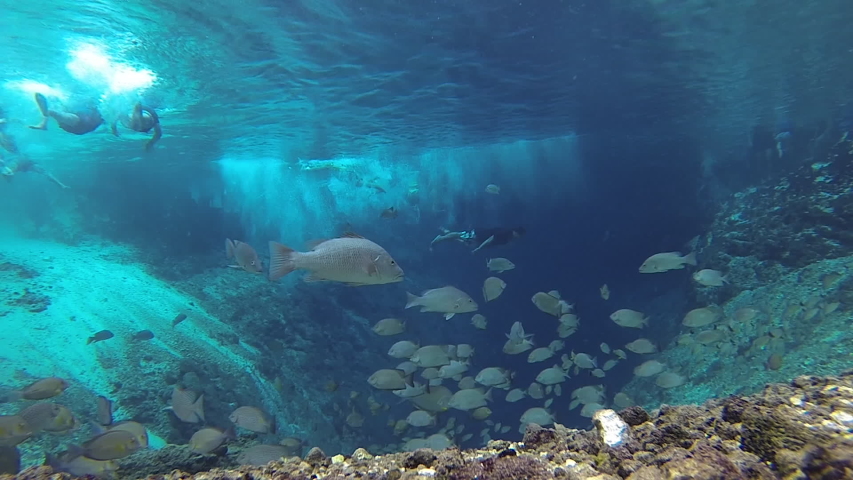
[698,134,853,304]
[6,371,853,479]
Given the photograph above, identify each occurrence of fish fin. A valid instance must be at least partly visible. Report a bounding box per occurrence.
[268,241,297,281]
[304,273,325,283]
[225,239,235,259]
[484,388,493,402]
[305,238,328,250]
[344,282,369,286]
[444,313,455,320]
[226,264,241,269]
[89,420,107,435]
[86,337,95,345]
[341,232,365,239]
[366,257,379,276]
[193,394,205,423]
[404,292,420,309]
[683,251,697,266]
[65,444,86,461]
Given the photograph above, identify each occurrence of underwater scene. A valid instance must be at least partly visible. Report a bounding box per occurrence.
[2,0,853,478]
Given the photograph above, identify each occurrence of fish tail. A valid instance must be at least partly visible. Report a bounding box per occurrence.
[225,238,235,259]
[268,241,297,281]
[86,337,95,345]
[404,292,420,309]
[683,251,697,266]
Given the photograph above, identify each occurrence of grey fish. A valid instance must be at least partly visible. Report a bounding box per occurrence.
[87,330,114,345]
[171,313,187,328]
[130,330,154,341]
[268,233,404,286]
[237,444,291,466]
[96,396,113,426]
[226,239,262,273]
[46,450,118,478]
[70,429,141,461]
[168,386,204,423]
[188,426,234,454]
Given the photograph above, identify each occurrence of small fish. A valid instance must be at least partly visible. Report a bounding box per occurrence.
[70,429,141,461]
[237,444,292,466]
[94,420,148,449]
[171,313,188,328]
[268,233,404,285]
[96,396,113,426]
[87,330,114,345]
[610,309,649,329]
[226,239,263,273]
[9,377,69,401]
[405,286,478,320]
[471,314,487,330]
[131,330,154,341]
[229,406,274,434]
[372,318,406,336]
[599,284,610,300]
[18,403,65,433]
[380,207,398,219]
[189,426,234,454]
[693,269,728,287]
[482,277,506,302]
[46,450,118,478]
[169,386,204,423]
[484,184,500,194]
[638,251,697,273]
[0,415,33,446]
[486,258,515,273]
[625,338,658,354]
[633,360,666,377]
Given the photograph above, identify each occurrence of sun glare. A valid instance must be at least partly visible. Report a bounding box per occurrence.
[66,43,156,94]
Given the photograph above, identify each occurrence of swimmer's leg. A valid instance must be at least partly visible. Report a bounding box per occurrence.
[32,164,69,189]
[29,93,80,130]
[430,231,464,250]
[471,235,495,253]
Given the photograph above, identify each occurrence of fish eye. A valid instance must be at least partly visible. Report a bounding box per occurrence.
[390,260,396,265]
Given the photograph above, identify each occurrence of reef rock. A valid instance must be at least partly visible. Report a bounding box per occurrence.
[698,134,853,302]
[6,372,853,479]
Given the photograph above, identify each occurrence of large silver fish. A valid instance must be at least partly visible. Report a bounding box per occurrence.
[268,233,404,286]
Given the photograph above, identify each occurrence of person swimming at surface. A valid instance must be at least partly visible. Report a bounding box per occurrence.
[430,226,526,253]
[111,102,162,151]
[28,93,103,135]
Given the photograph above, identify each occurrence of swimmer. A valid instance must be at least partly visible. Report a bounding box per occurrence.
[430,226,526,253]
[0,157,69,189]
[28,93,103,135]
[111,103,162,151]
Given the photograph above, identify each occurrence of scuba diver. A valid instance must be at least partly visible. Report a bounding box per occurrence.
[1,157,69,189]
[430,226,526,253]
[28,93,104,135]
[111,102,163,151]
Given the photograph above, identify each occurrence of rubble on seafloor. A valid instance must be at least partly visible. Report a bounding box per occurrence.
[6,372,853,480]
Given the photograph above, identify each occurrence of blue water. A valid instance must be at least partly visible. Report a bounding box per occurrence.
[1,0,852,475]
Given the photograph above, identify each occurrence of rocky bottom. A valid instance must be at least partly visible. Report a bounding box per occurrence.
[6,372,853,480]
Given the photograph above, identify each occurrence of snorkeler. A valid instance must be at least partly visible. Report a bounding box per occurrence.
[0,157,69,189]
[111,102,163,151]
[28,93,103,135]
[430,226,526,253]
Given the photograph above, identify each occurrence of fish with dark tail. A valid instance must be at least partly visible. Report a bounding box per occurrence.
[87,330,114,345]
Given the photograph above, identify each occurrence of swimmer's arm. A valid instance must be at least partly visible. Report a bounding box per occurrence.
[146,123,162,151]
[140,106,161,151]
